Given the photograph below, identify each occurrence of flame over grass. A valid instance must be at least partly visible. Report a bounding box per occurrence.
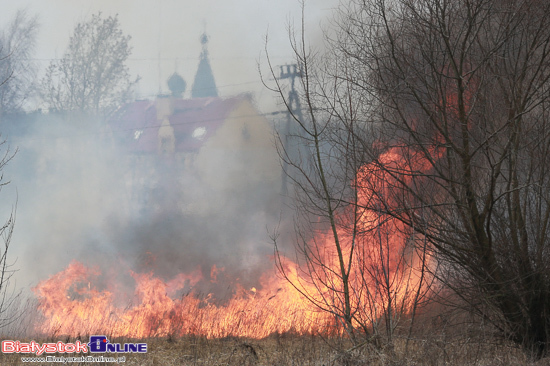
[32,260,336,339]
[32,144,440,339]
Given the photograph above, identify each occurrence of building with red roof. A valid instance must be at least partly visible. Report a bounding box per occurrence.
[108,36,280,213]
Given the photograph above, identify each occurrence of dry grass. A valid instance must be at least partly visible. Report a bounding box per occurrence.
[1,333,550,366]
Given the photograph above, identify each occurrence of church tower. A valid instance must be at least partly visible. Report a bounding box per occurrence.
[191,33,218,98]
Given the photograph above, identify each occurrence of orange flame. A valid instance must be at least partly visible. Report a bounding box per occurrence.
[33,260,335,338]
[32,141,441,339]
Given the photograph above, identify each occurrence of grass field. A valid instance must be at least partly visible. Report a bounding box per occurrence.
[1,332,548,366]
[2,298,548,365]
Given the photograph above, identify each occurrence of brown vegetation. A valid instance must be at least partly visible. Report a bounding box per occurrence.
[266,0,550,360]
[1,331,547,366]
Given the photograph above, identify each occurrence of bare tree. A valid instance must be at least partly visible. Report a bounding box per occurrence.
[265,8,433,350]
[0,11,32,324]
[0,147,18,330]
[268,0,550,359]
[0,10,38,114]
[324,0,550,359]
[41,13,138,119]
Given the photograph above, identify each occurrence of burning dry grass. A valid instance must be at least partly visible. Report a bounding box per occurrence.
[6,281,549,365]
[11,250,550,365]
[30,261,338,340]
[0,333,547,366]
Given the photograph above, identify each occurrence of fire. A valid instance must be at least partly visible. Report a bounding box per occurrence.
[33,260,334,339]
[32,140,440,339]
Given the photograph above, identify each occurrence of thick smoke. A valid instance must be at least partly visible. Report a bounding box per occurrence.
[3,108,285,304]
[0,2,341,337]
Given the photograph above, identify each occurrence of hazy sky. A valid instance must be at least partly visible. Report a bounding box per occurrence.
[0,0,339,112]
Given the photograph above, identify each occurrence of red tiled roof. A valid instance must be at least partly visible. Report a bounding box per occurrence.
[110,97,242,153]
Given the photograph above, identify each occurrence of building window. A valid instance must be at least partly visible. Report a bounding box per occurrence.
[192,126,207,140]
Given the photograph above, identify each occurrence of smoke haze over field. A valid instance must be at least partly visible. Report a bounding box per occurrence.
[4,109,281,299]
[0,0,339,301]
